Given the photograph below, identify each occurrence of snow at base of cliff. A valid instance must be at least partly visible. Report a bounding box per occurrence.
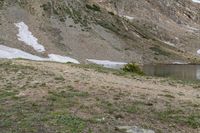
[48,54,80,64]
[0,45,79,64]
[0,45,45,61]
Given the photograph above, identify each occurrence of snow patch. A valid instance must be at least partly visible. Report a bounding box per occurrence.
[192,0,200,3]
[15,22,45,52]
[48,54,80,64]
[172,61,188,65]
[87,59,127,69]
[187,26,199,31]
[163,41,176,47]
[197,49,200,54]
[184,25,199,32]
[123,15,134,21]
[0,45,46,61]
[0,45,79,64]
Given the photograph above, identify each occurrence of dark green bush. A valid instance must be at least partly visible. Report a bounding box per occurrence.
[41,3,51,11]
[0,0,4,8]
[86,4,101,12]
[122,63,144,75]
[108,11,114,15]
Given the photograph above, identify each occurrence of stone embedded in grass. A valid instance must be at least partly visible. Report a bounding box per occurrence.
[116,126,155,133]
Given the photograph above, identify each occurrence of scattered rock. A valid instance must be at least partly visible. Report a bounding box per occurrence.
[196,94,200,99]
[116,126,155,133]
[96,117,105,122]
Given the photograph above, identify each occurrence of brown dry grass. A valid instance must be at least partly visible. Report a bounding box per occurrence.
[0,59,200,133]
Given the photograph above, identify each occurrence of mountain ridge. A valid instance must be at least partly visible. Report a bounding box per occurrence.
[0,0,200,64]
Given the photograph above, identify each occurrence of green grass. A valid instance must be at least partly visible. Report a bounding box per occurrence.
[160,77,200,88]
[0,91,16,100]
[54,76,65,81]
[123,104,142,114]
[51,89,89,98]
[155,109,200,128]
[0,60,200,132]
[97,20,120,33]
[46,112,86,133]
[122,101,153,114]
[0,101,87,133]
[0,86,90,132]
[70,63,142,79]
[0,60,37,72]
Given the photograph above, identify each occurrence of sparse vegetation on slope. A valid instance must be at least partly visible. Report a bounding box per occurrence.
[0,59,199,133]
[0,0,4,8]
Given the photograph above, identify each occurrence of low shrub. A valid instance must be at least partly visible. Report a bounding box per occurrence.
[86,4,101,12]
[122,63,144,75]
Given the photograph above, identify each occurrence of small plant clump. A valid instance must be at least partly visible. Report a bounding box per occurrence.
[108,11,114,15]
[122,63,144,75]
[150,46,169,56]
[86,4,101,12]
[0,0,4,8]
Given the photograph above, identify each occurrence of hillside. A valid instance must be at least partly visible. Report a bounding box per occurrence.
[0,59,200,132]
[0,0,200,64]
[1,1,200,133]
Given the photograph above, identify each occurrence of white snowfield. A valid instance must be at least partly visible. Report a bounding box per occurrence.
[15,22,45,52]
[0,45,45,61]
[172,61,188,65]
[0,45,80,64]
[163,41,176,47]
[48,54,80,64]
[123,15,134,21]
[192,0,200,3]
[87,59,127,69]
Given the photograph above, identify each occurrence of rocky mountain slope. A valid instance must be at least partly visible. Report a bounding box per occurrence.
[0,0,200,64]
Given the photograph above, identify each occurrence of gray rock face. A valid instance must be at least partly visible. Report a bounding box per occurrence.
[117,126,155,133]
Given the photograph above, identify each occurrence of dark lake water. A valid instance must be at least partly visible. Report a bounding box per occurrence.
[143,64,200,81]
